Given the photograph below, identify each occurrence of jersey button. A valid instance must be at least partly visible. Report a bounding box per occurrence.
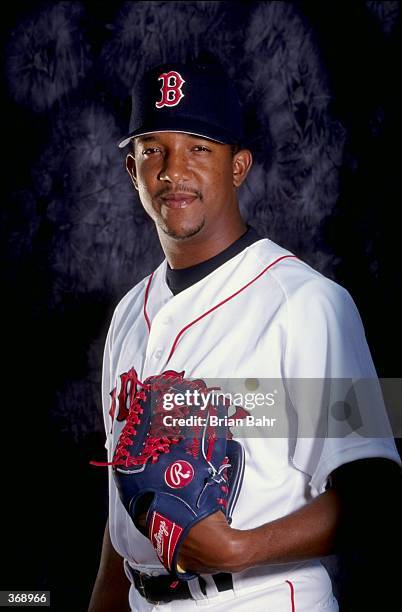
[154,349,163,360]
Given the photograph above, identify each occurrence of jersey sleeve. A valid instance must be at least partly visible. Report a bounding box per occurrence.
[284,275,400,494]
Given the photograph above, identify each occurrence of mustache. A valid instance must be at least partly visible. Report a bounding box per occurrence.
[155,185,203,200]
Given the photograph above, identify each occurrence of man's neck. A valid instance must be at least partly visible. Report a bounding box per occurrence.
[165,225,262,296]
[158,218,247,269]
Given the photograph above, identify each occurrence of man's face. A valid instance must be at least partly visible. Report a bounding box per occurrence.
[127,132,248,241]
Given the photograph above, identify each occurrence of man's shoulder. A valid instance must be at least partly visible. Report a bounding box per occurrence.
[250,238,350,304]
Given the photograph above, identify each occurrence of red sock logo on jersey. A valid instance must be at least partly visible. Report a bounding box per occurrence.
[108,367,140,426]
[155,71,185,108]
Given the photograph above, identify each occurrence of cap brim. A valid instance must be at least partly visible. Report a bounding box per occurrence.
[118,130,227,148]
[118,116,241,148]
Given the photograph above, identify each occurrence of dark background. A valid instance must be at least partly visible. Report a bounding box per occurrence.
[1,1,400,610]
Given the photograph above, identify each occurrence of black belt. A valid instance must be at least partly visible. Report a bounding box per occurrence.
[129,567,233,604]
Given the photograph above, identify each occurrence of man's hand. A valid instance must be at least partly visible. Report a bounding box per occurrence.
[177,511,247,574]
[138,509,246,574]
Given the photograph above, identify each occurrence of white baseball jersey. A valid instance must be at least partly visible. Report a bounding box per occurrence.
[101,237,399,611]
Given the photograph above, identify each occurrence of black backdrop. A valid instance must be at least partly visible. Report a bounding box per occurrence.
[1,2,401,610]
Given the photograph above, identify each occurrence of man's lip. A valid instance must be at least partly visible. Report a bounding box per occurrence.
[162,193,198,201]
[160,194,198,209]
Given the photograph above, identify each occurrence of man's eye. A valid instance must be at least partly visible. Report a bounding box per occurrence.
[142,147,161,155]
[193,145,211,152]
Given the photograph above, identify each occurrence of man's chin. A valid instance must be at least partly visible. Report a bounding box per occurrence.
[159,220,205,241]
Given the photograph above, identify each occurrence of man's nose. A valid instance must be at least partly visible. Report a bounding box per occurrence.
[158,152,189,183]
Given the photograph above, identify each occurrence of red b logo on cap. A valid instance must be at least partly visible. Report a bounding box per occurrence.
[164,460,194,488]
[156,71,185,108]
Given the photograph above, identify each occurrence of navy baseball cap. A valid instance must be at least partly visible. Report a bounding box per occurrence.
[118,56,244,148]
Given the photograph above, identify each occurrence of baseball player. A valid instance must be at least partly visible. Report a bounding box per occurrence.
[89,55,401,611]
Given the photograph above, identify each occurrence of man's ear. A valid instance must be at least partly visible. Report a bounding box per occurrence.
[232,148,253,188]
[126,153,138,191]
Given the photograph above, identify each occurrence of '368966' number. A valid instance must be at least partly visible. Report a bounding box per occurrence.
[2,591,50,606]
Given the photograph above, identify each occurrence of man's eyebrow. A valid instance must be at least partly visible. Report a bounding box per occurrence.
[136,135,158,143]
[182,133,218,143]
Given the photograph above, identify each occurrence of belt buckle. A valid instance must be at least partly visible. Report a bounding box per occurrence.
[138,573,161,606]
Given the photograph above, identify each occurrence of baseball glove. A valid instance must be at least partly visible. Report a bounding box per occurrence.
[97,369,244,580]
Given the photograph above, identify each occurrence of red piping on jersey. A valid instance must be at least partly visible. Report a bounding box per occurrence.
[143,271,154,332]
[143,254,296,362]
[166,254,296,362]
[286,580,296,612]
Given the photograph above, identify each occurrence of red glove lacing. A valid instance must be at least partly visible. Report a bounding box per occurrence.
[91,371,212,468]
